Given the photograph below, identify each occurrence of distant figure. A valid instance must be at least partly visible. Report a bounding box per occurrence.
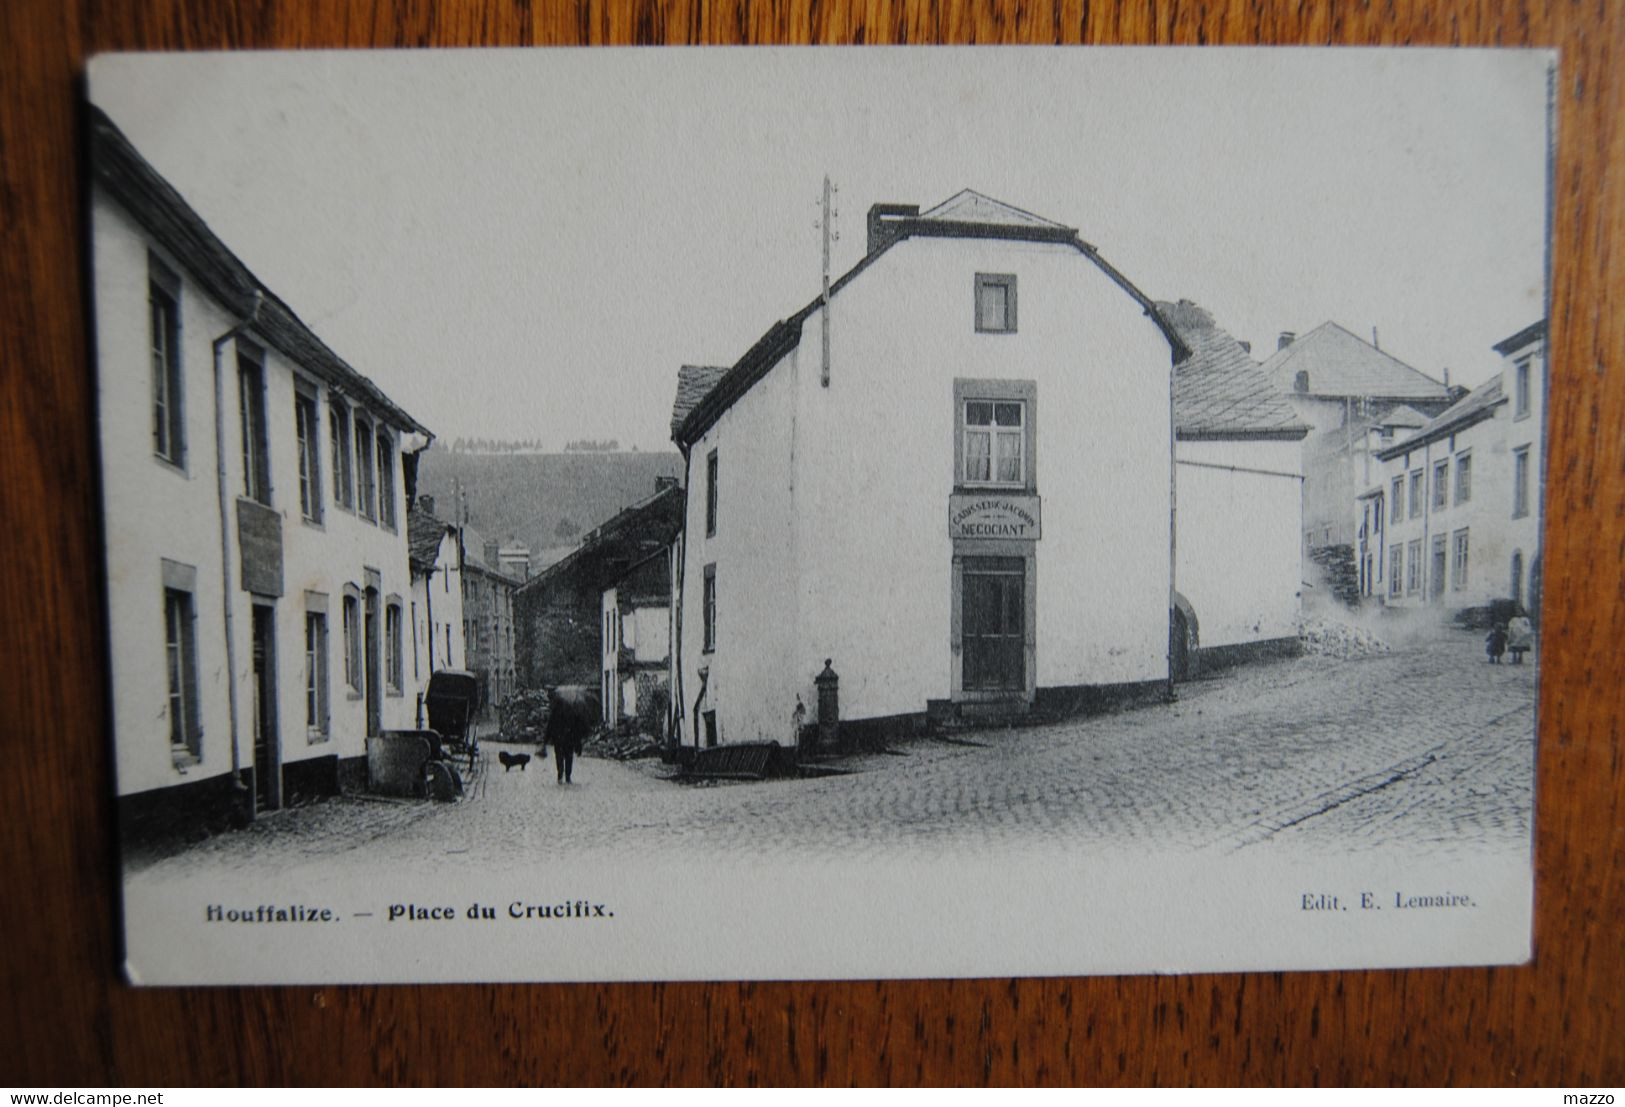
[544,685,599,784]
[1507,613,1535,664]
[1485,623,1508,664]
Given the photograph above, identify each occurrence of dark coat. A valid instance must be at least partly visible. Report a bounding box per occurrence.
[544,685,600,753]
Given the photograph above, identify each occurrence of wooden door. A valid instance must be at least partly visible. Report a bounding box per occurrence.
[963,557,1025,692]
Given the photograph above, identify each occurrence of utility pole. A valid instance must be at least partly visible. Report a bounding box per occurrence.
[821,175,835,388]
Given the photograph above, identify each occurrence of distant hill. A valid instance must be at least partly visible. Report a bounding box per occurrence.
[415,447,684,565]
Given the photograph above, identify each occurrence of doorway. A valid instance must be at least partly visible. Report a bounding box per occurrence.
[962,557,1026,692]
[251,603,280,812]
[1430,535,1448,601]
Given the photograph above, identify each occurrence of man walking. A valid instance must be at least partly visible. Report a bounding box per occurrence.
[544,685,599,784]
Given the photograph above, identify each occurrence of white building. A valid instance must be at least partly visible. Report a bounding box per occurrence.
[599,550,675,733]
[91,108,432,837]
[668,192,1188,747]
[1158,301,1309,671]
[1261,323,1455,596]
[1358,320,1547,616]
[407,495,467,706]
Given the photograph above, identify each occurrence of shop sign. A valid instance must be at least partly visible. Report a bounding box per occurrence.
[948,494,1042,540]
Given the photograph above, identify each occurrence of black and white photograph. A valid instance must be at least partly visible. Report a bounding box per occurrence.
[90,47,1550,984]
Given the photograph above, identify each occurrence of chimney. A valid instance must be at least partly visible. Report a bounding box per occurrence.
[655,475,678,493]
[485,540,500,567]
[419,494,435,517]
[1443,367,1451,387]
[867,203,920,255]
[1278,331,1296,351]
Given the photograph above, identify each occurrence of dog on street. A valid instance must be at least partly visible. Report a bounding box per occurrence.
[498,750,531,772]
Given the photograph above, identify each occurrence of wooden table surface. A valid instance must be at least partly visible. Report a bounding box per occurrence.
[2,0,1620,1087]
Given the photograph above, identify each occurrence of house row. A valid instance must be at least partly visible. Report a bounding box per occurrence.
[655,191,1310,749]
[92,108,447,838]
[1354,321,1547,617]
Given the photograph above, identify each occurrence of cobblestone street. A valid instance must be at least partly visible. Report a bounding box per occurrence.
[128,620,1535,885]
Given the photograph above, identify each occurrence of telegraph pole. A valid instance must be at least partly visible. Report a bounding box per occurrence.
[821,174,834,388]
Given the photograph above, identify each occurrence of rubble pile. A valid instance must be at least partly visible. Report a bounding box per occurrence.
[584,728,662,761]
[1297,613,1391,659]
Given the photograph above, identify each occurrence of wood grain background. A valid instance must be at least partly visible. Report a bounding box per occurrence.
[2,0,1620,1087]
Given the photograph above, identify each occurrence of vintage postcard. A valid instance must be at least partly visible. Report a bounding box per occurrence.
[89,47,1550,984]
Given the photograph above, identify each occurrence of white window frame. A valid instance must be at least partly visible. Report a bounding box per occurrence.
[163,578,201,763]
[149,256,185,467]
[295,383,323,524]
[377,428,397,531]
[1512,446,1531,519]
[1452,529,1470,592]
[330,400,355,511]
[304,606,330,740]
[974,273,1017,334]
[1455,450,1472,505]
[385,598,404,695]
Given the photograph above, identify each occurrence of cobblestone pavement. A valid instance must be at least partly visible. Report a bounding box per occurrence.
[127,621,1535,881]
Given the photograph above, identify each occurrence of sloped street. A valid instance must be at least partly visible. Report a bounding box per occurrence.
[127,617,1535,890]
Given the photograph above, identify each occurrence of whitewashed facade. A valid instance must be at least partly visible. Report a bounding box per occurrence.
[669,193,1184,747]
[407,499,466,708]
[1158,301,1309,665]
[92,109,431,832]
[1359,321,1547,614]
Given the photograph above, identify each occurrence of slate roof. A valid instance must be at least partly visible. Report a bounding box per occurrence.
[518,484,685,596]
[672,191,1185,447]
[1260,322,1450,403]
[407,504,453,574]
[88,105,430,438]
[1377,376,1506,460]
[1158,300,1308,439]
[670,365,730,439]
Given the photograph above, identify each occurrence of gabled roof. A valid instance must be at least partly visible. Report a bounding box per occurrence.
[1157,300,1308,439]
[672,191,1186,448]
[1261,322,1449,403]
[407,504,453,574]
[670,365,730,439]
[518,484,684,596]
[917,189,1070,230]
[1376,377,1505,460]
[88,105,431,438]
[1379,404,1431,429]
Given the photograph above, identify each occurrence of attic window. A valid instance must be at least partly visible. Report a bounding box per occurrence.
[975,274,1017,334]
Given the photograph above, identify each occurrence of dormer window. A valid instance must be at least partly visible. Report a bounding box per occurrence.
[975,274,1017,334]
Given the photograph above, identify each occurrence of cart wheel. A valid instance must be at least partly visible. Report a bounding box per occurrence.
[426,761,463,802]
